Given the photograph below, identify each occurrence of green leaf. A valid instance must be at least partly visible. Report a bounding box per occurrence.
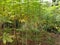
[7,37,13,43]
[3,38,7,44]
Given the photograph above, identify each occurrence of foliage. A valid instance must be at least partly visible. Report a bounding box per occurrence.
[0,0,60,45]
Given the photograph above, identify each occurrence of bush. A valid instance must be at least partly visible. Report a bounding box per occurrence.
[0,0,60,45]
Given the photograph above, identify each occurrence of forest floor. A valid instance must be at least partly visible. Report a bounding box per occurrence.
[50,33,60,45]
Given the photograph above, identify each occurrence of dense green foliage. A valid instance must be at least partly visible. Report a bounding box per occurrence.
[0,0,60,45]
